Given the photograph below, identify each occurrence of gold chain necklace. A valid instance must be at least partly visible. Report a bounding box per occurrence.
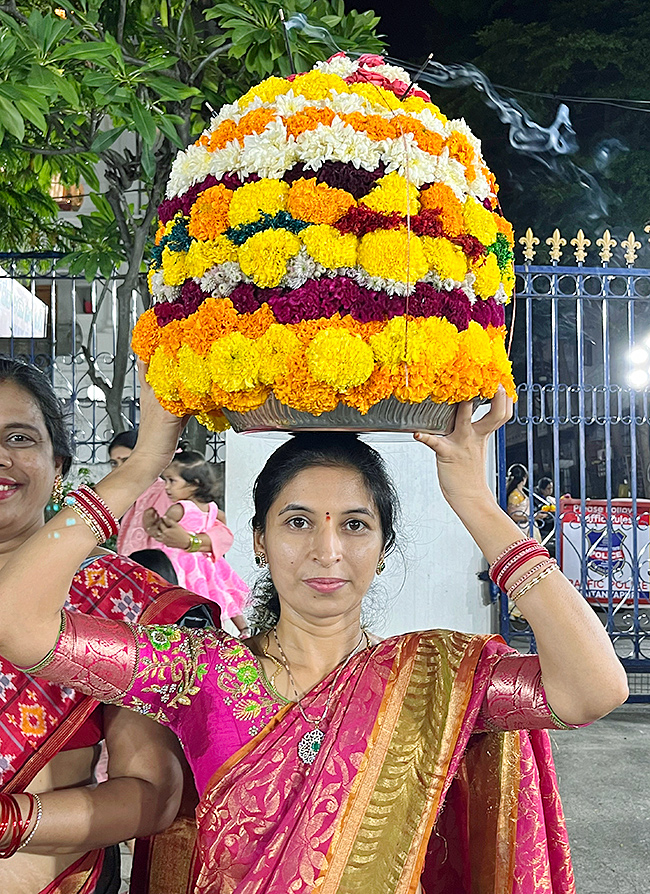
[272,627,370,765]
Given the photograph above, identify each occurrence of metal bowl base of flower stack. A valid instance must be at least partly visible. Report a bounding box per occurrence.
[134,54,517,435]
[223,395,465,434]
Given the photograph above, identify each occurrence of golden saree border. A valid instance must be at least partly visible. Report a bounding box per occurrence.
[461,729,521,892]
[134,816,201,894]
[318,636,419,893]
[318,631,491,894]
[40,849,103,894]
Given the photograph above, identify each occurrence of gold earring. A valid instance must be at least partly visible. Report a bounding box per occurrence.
[51,474,64,507]
[254,552,268,568]
[376,557,385,575]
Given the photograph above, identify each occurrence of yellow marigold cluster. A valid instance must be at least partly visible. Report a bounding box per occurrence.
[228,180,289,227]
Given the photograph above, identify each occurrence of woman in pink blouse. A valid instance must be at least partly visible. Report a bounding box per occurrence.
[0,373,628,893]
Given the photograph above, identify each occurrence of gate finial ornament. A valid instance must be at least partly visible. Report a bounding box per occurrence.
[571,230,590,264]
[596,230,616,264]
[519,227,539,264]
[622,231,641,266]
[546,229,566,264]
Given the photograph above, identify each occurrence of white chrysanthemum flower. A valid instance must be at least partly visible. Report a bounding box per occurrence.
[460,272,477,302]
[282,248,325,289]
[314,56,358,78]
[381,134,437,187]
[274,91,310,117]
[150,270,181,303]
[371,62,411,85]
[349,267,416,296]
[469,170,491,202]
[210,100,240,129]
[239,120,297,178]
[296,119,382,171]
[206,141,243,180]
[326,90,373,116]
[200,262,248,297]
[493,283,509,305]
[166,143,212,198]
[411,107,446,135]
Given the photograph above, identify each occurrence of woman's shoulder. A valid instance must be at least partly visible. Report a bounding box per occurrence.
[508,490,525,506]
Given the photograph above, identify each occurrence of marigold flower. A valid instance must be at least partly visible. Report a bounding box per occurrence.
[287,177,355,225]
[472,253,502,299]
[208,332,260,392]
[238,229,301,288]
[131,308,162,363]
[228,179,290,228]
[177,344,212,400]
[284,108,335,139]
[188,185,233,241]
[161,247,188,287]
[420,183,465,237]
[273,350,340,415]
[301,224,357,269]
[257,324,302,384]
[185,236,237,279]
[362,172,419,217]
[421,236,468,283]
[357,229,428,283]
[306,329,374,390]
[147,346,181,402]
[463,197,498,246]
[196,407,229,432]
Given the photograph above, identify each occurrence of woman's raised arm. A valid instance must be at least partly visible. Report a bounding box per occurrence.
[0,366,185,668]
[415,388,629,725]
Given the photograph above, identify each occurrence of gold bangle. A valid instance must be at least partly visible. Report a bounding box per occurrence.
[186,532,202,553]
[511,564,559,603]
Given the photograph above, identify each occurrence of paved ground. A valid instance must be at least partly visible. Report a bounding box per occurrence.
[118,704,649,892]
[551,703,650,894]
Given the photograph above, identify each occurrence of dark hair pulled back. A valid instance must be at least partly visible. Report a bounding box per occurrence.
[171,450,219,503]
[506,462,528,499]
[248,432,400,633]
[108,428,138,453]
[0,356,73,476]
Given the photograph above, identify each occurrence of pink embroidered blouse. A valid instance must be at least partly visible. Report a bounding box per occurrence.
[29,611,574,797]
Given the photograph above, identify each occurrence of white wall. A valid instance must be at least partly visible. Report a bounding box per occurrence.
[224,425,496,637]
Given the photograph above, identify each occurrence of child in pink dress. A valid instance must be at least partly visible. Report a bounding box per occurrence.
[144,451,249,636]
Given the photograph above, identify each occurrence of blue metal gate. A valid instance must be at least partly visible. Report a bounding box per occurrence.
[497,227,650,700]
[0,252,225,464]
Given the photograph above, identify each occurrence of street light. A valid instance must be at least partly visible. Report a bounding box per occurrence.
[628,343,650,389]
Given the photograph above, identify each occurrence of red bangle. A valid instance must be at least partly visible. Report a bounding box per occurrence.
[490,540,550,590]
[496,546,550,589]
[64,485,119,543]
[0,793,28,859]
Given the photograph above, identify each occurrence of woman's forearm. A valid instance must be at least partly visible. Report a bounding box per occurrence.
[7,776,180,854]
[0,452,164,667]
[453,490,629,724]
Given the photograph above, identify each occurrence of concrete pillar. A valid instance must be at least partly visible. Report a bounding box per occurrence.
[224,429,496,637]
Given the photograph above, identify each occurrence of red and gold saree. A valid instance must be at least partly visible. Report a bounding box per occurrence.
[0,554,209,894]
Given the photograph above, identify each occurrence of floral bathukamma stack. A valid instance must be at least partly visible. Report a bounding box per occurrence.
[132,53,516,432]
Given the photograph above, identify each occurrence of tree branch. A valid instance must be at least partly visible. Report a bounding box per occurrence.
[191,42,234,82]
[0,1,28,25]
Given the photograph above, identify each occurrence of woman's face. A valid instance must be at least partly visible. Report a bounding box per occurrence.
[109,445,132,469]
[254,465,384,626]
[162,463,196,502]
[0,381,61,544]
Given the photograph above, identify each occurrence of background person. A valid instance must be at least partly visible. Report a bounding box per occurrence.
[0,357,191,894]
[0,374,628,893]
[144,450,249,637]
[109,429,172,555]
[506,462,542,542]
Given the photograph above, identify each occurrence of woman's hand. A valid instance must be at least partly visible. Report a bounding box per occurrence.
[131,361,188,473]
[414,387,513,513]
